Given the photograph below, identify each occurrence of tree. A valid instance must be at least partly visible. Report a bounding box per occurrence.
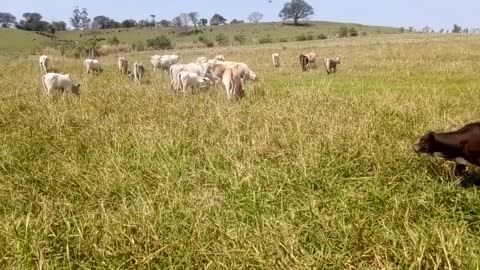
[70,6,81,30]
[150,14,156,26]
[279,0,314,25]
[210,14,227,26]
[138,20,148,27]
[188,12,199,28]
[199,18,208,27]
[159,19,171,27]
[439,28,445,33]
[121,19,137,28]
[248,11,264,23]
[17,13,50,31]
[231,19,245,24]
[422,26,431,33]
[171,16,183,28]
[338,26,348,37]
[179,13,190,28]
[80,8,91,30]
[399,27,405,33]
[92,16,110,29]
[452,24,462,33]
[51,21,67,31]
[0,12,16,28]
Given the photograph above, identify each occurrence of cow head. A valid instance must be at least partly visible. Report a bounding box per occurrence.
[414,132,435,153]
[72,84,81,96]
[199,77,212,88]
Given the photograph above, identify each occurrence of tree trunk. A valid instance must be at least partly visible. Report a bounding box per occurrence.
[293,17,299,25]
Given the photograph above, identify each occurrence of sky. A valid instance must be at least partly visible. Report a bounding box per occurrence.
[1,0,479,30]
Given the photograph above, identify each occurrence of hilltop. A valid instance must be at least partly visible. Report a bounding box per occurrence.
[0,21,399,54]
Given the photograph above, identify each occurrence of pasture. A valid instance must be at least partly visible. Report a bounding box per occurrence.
[1,34,480,268]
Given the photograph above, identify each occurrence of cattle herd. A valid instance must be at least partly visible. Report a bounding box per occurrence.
[36,51,480,178]
[38,52,341,100]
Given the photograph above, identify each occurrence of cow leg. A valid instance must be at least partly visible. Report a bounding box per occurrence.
[455,164,467,176]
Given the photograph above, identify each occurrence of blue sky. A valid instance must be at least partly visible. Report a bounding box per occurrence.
[1,0,478,30]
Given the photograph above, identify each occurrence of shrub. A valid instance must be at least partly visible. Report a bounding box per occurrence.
[317,33,327,40]
[339,27,349,38]
[205,41,214,48]
[107,36,120,46]
[361,31,368,36]
[146,35,173,49]
[132,41,145,51]
[233,34,247,45]
[199,36,214,48]
[258,35,273,44]
[349,27,359,37]
[278,37,289,43]
[296,33,314,41]
[215,34,230,46]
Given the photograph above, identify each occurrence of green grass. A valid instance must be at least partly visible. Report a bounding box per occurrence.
[1,34,480,268]
[0,28,50,54]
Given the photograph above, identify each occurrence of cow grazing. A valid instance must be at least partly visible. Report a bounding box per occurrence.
[209,60,256,85]
[177,71,211,93]
[170,63,212,90]
[414,122,480,176]
[222,67,244,101]
[84,59,103,74]
[133,63,145,84]
[118,57,128,75]
[307,52,318,68]
[39,55,49,74]
[215,55,226,61]
[196,57,208,64]
[272,53,281,67]
[324,57,341,75]
[42,73,80,96]
[150,54,179,72]
[300,54,310,71]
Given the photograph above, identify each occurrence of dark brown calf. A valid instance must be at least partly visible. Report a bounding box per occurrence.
[414,122,480,176]
[300,54,309,72]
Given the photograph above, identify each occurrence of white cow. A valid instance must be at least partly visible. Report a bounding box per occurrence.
[39,55,49,74]
[307,52,318,68]
[169,63,212,90]
[177,71,211,93]
[84,59,103,74]
[150,54,179,72]
[196,57,208,64]
[222,66,244,101]
[272,53,281,67]
[118,57,128,75]
[324,57,341,74]
[215,55,226,61]
[210,60,257,85]
[133,62,145,83]
[42,73,81,96]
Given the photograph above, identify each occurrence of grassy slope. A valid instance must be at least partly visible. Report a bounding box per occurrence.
[57,21,399,46]
[0,28,50,54]
[1,34,480,268]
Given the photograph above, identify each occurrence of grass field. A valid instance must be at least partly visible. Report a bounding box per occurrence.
[0,28,50,54]
[1,33,480,268]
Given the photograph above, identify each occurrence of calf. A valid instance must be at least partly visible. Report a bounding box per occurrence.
[84,59,103,74]
[300,54,310,71]
[118,57,128,75]
[133,63,145,84]
[414,122,480,176]
[39,55,49,74]
[42,73,81,96]
[272,53,281,67]
[324,57,341,75]
[177,71,211,93]
[222,66,244,101]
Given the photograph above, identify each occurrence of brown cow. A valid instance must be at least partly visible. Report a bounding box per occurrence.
[414,122,480,176]
[300,54,310,71]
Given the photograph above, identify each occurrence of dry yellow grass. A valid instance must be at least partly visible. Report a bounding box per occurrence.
[1,34,480,268]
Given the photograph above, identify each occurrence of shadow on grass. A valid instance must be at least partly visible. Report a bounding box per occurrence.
[460,172,480,188]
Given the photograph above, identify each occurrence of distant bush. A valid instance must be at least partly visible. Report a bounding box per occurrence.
[132,41,145,51]
[317,33,327,40]
[258,35,273,44]
[107,36,120,46]
[215,34,230,46]
[233,34,247,45]
[339,27,349,38]
[199,36,214,48]
[146,35,173,49]
[55,38,105,58]
[349,27,359,37]
[278,37,289,43]
[296,33,314,41]
[361,31,368,36]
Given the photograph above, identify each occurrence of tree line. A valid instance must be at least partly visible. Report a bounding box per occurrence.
[0,0,319,32]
